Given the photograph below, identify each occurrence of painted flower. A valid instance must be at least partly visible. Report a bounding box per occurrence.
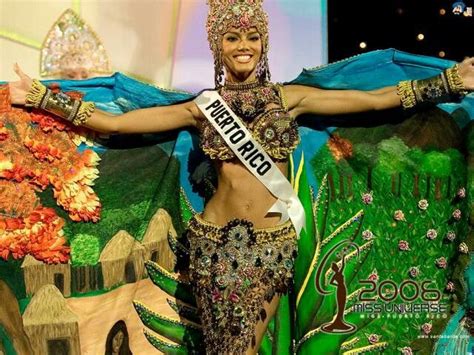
[408,266,420,278]
[452,209,462,221]
[361,192,373,205]
[328,134,353,161]
[0,206,70,264]
[436,257,447,269]
[458,242,469,254]
[30,111,68,133]
[400,347,413,355]
[368,269,379,282]
[362,229,374,240]
[398,240,410,251]
[445,281,455,293]
[0,122,8,141]
[418,199,429,210]
[367,333,380,344]
[457,187,466,199]
[421,322,432,335]
[394,210,406,221]
[445,231,456,242]
[426,229,438,240]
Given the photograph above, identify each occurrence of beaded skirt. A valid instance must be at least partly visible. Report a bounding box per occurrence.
[187,214,298,354]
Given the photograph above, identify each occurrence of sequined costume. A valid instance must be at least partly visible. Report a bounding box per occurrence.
[183,76,301,353]
[199,80,300,161]
[187,215,297,354]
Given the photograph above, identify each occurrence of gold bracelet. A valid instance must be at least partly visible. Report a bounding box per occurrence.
[396,80,417,109]
[73,101,95,126]
[445,64,468,96]
[397,64,467,109]
[25,79,47,108]
[25,79,95,126]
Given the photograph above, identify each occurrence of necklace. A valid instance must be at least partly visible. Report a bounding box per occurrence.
[220,80,280,121]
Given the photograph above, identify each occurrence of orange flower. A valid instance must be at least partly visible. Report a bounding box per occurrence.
[5,218,25,231]
[1,164,30,182]
[328,134,353,162]
[0,104,102,263]
[0,207,70,264]
[30,110,68,133]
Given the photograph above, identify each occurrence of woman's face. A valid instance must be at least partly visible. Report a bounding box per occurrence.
[221,27,262,82]
[60,67,90,80]
[111,330,124,353]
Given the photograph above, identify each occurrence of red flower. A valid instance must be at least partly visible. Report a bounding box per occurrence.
[368,269,379,282]
[0,123,8,141]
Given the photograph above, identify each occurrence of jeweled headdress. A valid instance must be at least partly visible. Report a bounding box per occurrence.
[40,9,111,78]
[206,0,270,87]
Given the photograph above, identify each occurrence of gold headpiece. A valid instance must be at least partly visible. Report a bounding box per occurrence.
[206,0,270,87]
[40,9,111,78]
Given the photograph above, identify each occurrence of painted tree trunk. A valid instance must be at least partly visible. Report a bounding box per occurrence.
[435,178,442,200]
[367,167,373,190]
[328,174,336,201]
[339,173,345,199]
[347,175,353,198]
[413,174,420,197]
[426,176,431,198]
[447,176,451,198]
[398,172,402,197]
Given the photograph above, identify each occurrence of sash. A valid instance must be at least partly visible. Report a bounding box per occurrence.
[194,90,305,237]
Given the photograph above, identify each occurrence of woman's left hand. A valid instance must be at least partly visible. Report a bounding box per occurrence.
[458,57,474,90]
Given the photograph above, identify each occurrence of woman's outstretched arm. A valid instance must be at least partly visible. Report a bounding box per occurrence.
[8,64,200,134]
[284,57,474,117]
[82,102,199,134]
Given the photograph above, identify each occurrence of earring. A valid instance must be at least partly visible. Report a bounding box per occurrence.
[214,53,225,88]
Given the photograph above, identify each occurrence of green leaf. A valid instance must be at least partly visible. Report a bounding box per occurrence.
[258,333,272,355]
[134,301,203,349]
[166,299,201,324]
[294,158,318,297]
[145,261,196,307]
[142,329,189,355]
[297,311,375,354]
[273,294,293,353]
[179,187,195,224]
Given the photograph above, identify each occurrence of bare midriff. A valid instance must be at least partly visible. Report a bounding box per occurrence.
[201,159,288,228]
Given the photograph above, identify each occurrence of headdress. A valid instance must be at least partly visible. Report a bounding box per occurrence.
[206,0,270,87]
[40,9,111,78]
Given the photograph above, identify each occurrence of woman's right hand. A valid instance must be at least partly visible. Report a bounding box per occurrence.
[8,64,33,105]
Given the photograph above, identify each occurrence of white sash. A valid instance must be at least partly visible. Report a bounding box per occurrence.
[194,90,305,237]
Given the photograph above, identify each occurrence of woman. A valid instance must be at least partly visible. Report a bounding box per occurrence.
[105,320,132,355]
[8,0,474,353]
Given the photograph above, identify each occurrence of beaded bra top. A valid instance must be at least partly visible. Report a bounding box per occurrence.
[199,81,300,161]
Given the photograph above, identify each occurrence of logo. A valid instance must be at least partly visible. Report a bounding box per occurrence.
[452,1,466,15]
[315,240,360,334]
[314,239,448,335]
[452,1,472,16]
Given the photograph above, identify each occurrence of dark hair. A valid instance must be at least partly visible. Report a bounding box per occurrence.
[104,320,132,355]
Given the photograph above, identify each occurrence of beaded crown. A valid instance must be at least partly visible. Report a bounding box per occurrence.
[40,9,111,78]
[206,0,270,87]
